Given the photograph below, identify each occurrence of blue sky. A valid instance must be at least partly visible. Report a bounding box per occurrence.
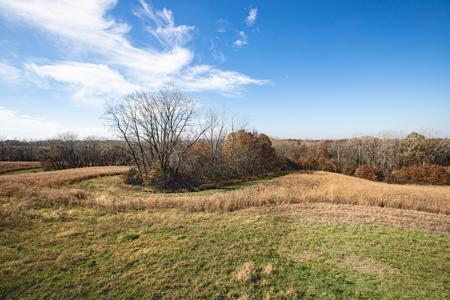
[0,0,449,139]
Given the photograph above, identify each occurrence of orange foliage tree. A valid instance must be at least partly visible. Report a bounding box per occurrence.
[224,130,279,177]
[388,165,449,185]
[355,164,384,181]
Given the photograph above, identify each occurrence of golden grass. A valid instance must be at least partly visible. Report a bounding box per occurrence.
[88,171,450,214]
[0,166,129,187]
[0,166,129,198]
[0,161,41,174]
[2,170,449,216]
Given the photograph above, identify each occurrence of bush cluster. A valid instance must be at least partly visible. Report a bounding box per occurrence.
[355,165,384,181]
[388,165,449,185]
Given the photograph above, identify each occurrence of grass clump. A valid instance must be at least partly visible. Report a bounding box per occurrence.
[124,167,143,186]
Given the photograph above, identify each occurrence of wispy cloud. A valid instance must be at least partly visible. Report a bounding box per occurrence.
[0,62,21,82]
[233,31,248,48]
[0,0,191,76]
[209,40,226,63]
[26,62,139,107]
[216,19,230,33]
[246,8,257,27]
[0,0,267,104]
[176,65,268,94]
[134,0,194,48]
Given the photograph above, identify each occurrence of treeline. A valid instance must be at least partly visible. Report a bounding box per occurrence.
[275,133,450,185]
[106,89,280,190]
[0,139,43,161]
[2,89,449,188]
[0,134,131,169]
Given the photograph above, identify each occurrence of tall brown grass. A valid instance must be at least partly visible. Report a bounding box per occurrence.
[0,166,129,197]
[88,171,450,214]
[0,161,41,174]
[2,170,449,215]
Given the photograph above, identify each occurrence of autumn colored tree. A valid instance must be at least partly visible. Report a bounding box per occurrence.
[388,165,449,185]
[400,132,427,167]
[317,140,330,159]
[316,140,336,171]
[298,156,319,170]
[224,130,279,177]
[355,164,384,181]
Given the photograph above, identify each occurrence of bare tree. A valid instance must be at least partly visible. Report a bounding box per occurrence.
[106,88,208,183]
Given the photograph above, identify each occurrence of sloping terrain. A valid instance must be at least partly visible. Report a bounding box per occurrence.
[0,169,449,298]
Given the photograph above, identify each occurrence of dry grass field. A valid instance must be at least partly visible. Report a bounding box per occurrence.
[0,168,449,298]
[0,166,129,196]
[67,171,450,215]
[0,161,42,174]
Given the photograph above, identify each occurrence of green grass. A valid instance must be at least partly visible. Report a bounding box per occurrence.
[0,207,448,299]
[2,167,44,175]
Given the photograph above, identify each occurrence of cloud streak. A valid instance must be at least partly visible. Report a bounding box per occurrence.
[26,62,139,107]
[0,62,21,83]
[135,0,194,48]
[0,0,267,104]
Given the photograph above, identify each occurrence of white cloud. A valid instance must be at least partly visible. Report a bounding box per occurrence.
[0,62,21,82]
[0,0,267,102]
[233,31,248,47]
[26,62,139,107]
[0,106,65,139]
[246,8,257,27]
[176,65,267,94]
[209,40,226,63]
[0,0,192,76]
[0,106,112,139]
[135,0,194,48]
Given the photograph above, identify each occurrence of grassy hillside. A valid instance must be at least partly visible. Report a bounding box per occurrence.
[0,169,449,298]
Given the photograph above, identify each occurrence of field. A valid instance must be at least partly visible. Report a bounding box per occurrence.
[0,168,449,298]
[0,161,42,174]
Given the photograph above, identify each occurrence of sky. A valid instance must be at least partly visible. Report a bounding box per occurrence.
[0,0,449,140]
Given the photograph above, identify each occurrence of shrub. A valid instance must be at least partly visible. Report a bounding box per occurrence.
[318,158,336,172]
[342,162,358,175]
[355,164,384,181]
[388,165,449,185]
[143,164,165,189]
[125,167,143,186]
[281,158,298,171]
[298,156,318,170]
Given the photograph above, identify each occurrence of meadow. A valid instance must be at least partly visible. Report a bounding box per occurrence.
[0,166,449,298]
[0,161,42,174]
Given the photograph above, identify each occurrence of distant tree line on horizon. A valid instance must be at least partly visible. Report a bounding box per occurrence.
[1,89,449,188]
[275,132,450,185]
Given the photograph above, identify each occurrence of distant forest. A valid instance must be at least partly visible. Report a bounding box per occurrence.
[1,131,449,187]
